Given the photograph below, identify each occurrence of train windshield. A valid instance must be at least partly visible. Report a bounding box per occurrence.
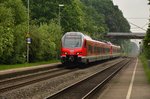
[63,35,82,48]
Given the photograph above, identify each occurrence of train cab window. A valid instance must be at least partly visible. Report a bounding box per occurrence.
[63,35,82,48]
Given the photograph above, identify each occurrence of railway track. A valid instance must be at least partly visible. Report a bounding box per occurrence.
[46,58,132,99]
[0,58,127,97]
[0,66,77,93]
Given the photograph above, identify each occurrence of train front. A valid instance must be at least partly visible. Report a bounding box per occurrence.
[60,32,86,64]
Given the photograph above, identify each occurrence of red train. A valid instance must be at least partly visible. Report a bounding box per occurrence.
[60,32,121,64]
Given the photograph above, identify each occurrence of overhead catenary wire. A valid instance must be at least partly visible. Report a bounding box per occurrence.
[126,17,149,20]
[128,21,147,31]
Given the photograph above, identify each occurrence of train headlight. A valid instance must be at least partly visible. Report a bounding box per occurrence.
[62,52,68,55]
[76,52,82,55]
[64,52,68,55]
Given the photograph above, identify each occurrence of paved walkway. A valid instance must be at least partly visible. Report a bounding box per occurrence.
[98,58,150,99]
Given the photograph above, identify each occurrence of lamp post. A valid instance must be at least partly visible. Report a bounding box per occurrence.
[58,4,64,26]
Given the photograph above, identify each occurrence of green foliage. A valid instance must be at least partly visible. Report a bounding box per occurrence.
[0,5,14,57]
[61,0,85,32]
[5,0,27,25]
[22,0,57,23]
[82,3,107,39]
[139,54,150,83]
[143,0,150,59]
[144,27,150,59]
[10,23,27,64]
[30,20,62,62]
[22,0,130,38]
[81,0,130,32]
[0,0,27,64]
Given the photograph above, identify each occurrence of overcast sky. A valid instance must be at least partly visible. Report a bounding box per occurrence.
[112,0,149,33]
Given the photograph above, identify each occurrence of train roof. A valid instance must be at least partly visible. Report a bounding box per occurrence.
[64,32,92,39]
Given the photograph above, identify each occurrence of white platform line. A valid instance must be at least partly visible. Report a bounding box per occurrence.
[126,58,138,99]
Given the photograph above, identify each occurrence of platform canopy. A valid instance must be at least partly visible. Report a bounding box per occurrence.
[105,32,146,39]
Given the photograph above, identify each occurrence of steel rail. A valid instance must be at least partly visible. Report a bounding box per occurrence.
[82,59,132,99]
[0,68,65,87]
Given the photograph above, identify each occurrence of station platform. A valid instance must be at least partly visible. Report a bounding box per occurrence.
[0,63,60,77]
[98,58,150,99]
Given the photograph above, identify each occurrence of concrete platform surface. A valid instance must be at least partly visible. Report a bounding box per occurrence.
[98,58,150,99]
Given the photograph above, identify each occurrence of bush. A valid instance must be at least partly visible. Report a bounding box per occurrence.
[139,54,150,83]
[29,20,63,62]
[144,27,150,59]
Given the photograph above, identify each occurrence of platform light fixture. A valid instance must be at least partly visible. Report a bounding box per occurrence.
[58,4,64,26]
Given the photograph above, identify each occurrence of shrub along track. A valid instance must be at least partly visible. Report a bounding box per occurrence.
[46,58,132,99]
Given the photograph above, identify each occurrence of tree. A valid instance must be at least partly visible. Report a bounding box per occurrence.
[22,0,86,32]
[144,26,150,59]
[0,5,14,58]
[61,0,85,32]
[0,0,27,64]
[143,0,150,59]
[29,20,62,62]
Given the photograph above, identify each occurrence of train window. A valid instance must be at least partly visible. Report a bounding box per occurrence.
[100,47,103,54]
[97,47,100,54]
[94,46,97,53]
[88,45,93,54]
[103,48,105,54]
[113,48,116,53]
[84,40,86,48]
[107,48,110,54]
[99,47,102,54]
[88,45,89,52]
[106,48,108,54]
[63,35,82,48]
[105,48,107,54]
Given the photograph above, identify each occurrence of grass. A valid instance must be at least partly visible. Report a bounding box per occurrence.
[0,60,60,71]
[139,54,150,83]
